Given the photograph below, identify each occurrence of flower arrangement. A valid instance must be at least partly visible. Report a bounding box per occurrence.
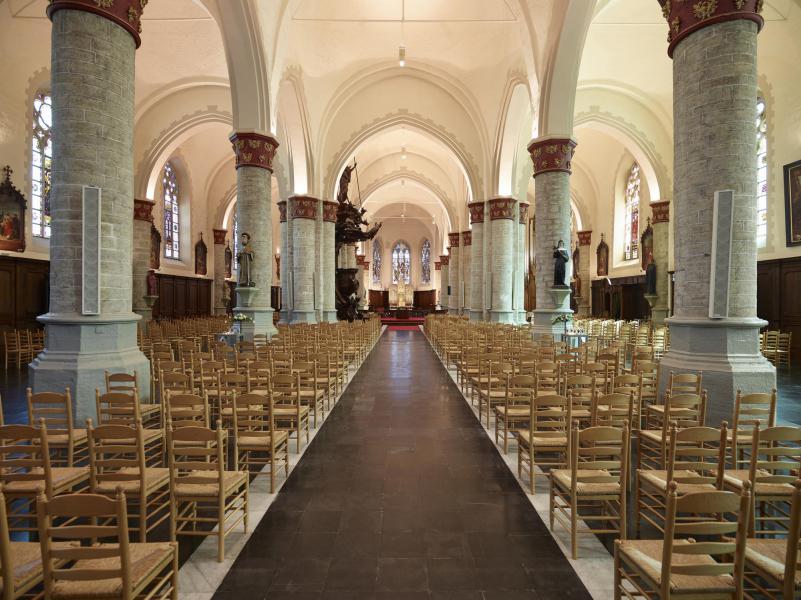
[552,313,573,325]
[232,313,253,323]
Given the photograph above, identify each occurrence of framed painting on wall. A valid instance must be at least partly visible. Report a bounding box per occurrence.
[195,232,208,276]
[784,159,801,246]
[596,233,609,277]
[0,166,26,252]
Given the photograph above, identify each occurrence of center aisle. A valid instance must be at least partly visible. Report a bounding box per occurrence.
[213,329,592,599]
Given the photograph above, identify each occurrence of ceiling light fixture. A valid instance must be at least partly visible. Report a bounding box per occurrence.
[398,0,406,67]
[398,45,406,68]
[401,145,407,160]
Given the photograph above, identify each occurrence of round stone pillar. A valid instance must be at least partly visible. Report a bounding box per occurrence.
[288,196,318,323]
[230,132,279,338]
[32,1,150,420]
[322,201,338,322]
[488,197,516,323]
[657,0,774,426]
[517,202,529,324]
[576,230,592,317]
[648,202,670,324]
[132,200,156,321]
[356,255,368,310]
[212,229,228,315]
[447,233,461,315]
[461,231,472,316]
[277,201,291,323]
[528,138,576,335]
[468,202,485,321]
[439,255,450,310]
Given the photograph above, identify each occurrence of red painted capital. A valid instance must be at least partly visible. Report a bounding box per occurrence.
[488,198,516,221]
[435,261,441,271]
[356,254,365,266]
[519,202,530,225]
[440,255,450,266]
[462,231,472,246]
[527,138,577,176]
[230,132,279,171]
[48,0,146,48]
[468,201,485,224]
[577,230,593,247]
[288,195,319,220]
[277,201,287,223]
[133,198,154,222]
[212,229,227,245]
[322,201,338,223]
[658,0,764,57]
[651,200,671,224]
[448,232,460,248]
[362,261,370,269]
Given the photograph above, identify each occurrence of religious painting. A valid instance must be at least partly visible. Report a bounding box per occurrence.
[596,234,609,277]
[194,232,207,276]
[784,159,801,247]
[224,241,233,278]
[640,218,654,270]
[0,166,26,252]
[149,223,161,270]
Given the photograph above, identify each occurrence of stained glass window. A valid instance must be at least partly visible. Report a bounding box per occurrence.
[31,93,52,238]
[421,239,431,284]
[392,241,411,285]
[372,241,381,284]
[163,161,180,259]
[757,97,768,248]
[624,162,640,261]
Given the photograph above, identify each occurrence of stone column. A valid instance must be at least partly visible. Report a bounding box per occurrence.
[322,201,337,322]
[439,255,450,310]
[447,233,460,315]
[528,138,577,335]
[468,202,485,321]
[517,202,529,323]
[360,259,370,309]
[576,230,592,317]
[277,201,291,323]
[32,1,150,419]
[434,260,442,308]
[288,195,318,323]
[487,198,516,323]
[230,132,279,338]
[212,229,228,315]
[132,199,155,321]
[657,0,774,425]
[649,202,670,324]
[461,231,472,315]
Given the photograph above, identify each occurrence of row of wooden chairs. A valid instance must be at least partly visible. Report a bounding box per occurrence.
[2,329,43,371]
[762,330,792,368]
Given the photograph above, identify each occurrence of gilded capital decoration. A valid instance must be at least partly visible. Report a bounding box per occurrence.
[468,201,485,224]
[651,200,671,224]
[277,200,287,223]
[356,254,365,266]
[229,132,279,171]
[288,195,319,220]
[527,138,577,176]
[577,230,593,247]
[519,202,530,225]
[133,198,154,222]
[48,0,148,47]
[440,255,450,266]
[462,231,472,246]
[488,198,516,221]
[212,229,227,245]
[657,0,764,57]
[435,261,441,271]
[448,232,460,248]
[322,201,338,223]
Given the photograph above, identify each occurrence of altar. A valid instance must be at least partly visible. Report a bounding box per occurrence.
[388,282,412,307]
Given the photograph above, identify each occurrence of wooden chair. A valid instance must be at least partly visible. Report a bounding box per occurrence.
[728,389,777,469]
[550,422,630,558]
[613,373,643,429]
[517,394,571,494]
[2,332,22,372]
[295,360,325,428]
[36,490,178,599]
[476,360,514,427]
[105,371,160,428]
[0,487,52,600]
[214,372,249,428]
[95,390,163,466]
[639,392,708,471]
[168,423,248,562]
[565,374,596,426]
[233,392,290,493]
[763,330,780,364]
[591,392,635,429]
[272,373,311,453]
[493,374,534,454]
[775,332,792,368]
[165,392,209,430]
[87,419,170,542]
[27,387,87,467]
[615,484,750,600]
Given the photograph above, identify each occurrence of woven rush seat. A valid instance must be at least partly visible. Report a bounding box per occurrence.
[517,431,567,447]
[745,539,801,587]
[493,406,528,417]
[238,431,289,447]
[617,539,735,594]
[140,403,160,416]
[638,469,717,494]
[93,467,169,494]
[173,470,247,497]
[50,542,175,599]
[273,405,310,417]
[722,469,795,495]
[552,469,620,494]
[41,428,88,445]
[3,466,88,493]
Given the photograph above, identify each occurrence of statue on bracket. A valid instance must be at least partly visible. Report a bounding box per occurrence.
[645,251,657,296]
[236,232,255,287]
[146,269,158,297]
[149,223,161,270]
[552,240,570,288]
[640,217,654,271]
[596,233,609,277]
[224,240,232,279]
[0,166,26,252]
[194,232,207,276]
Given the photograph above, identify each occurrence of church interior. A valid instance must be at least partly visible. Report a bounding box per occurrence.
[1,0,801,598]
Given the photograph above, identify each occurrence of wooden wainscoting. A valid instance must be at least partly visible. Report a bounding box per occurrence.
[758,256,801,360]
[413,289,436,310]
[0,255,49,332]
[590,275,649,321]
[369,289,389,311]
[152,273,211,319]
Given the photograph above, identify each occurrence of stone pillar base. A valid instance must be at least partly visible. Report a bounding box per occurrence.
[214,306,228,316]
[233,307,277,339]
[30,314,151,423]
[658,316,776,428]
[279,308,292,324]
[133,308,153,322]
[650,307,669,325]
[448,308,460,316]
[291,310,318,324]
[469,309,484,321]
[489,310,516,323]
[530,308,573,336]
[323,310,338,323]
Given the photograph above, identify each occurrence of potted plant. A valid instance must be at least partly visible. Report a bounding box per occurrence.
[552,313,573,336]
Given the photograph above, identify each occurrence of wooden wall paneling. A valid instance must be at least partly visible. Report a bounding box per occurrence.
[413,289,436,310]
[16,261,48,330]
[187,280,198,315]
[757,261,781,328]
[0,261,14,332]
[369,289,387,310]
[174,278,187,317]
[199,280,211,314]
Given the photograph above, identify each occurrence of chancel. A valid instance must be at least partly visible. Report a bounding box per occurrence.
[0,0,800,598]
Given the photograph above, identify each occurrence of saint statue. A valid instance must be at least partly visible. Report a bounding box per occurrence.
[645,251,657,295]
[237,232,255,287]
[337,162,356,205]
[146,269,158,297]
[552,240,570,287]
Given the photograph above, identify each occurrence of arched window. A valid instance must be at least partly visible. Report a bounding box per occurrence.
[421,239,431,284]
[31,92,52,238]
[756,96,768,248]
[163,161,180,259]
[623,162,641,261]
[392,241,411,285]
[372,241,381,284]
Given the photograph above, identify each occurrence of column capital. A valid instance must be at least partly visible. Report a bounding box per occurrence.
[48,0,146,48]
[651,200,671,224]
[288,195,319,220]
[277,200,287,223]
[462,231,472,246]
[439,255,450,266]
[212,229,227,245]
[577,230,593,246]
[133,198,154,222]
[658,0,764,57]
[362,261,370,270]
[322,200,338,223]
[435,261,441,271]
[519,201,530,224]
[229,132,279,171]
[468,201,485,224]
[448,232,460,248]
[356,254,365,266]
[488,197,516,221]
[527,137,577,176]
